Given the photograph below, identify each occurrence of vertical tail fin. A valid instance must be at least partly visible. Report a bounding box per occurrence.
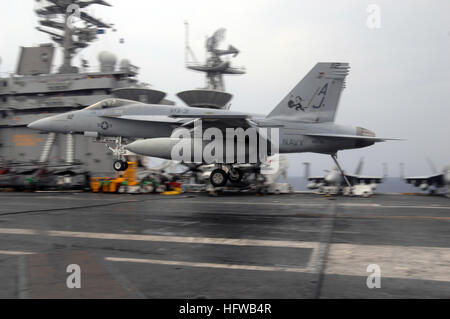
[267,62,350,123]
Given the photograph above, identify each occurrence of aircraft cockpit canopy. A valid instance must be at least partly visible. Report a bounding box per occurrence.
[85,98,142,110]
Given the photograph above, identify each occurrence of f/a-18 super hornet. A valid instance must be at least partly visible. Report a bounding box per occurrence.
[28,62,398,187]
[404,159,450,197]
[304,158,387,197]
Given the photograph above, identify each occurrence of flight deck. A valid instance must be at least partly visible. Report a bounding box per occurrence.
[0,192,448,299]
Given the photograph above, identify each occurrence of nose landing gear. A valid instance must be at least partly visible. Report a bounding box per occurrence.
[102,136,129,172]
[113,160,128,172]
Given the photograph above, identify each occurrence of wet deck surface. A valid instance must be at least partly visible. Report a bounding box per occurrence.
[0,192,449,299]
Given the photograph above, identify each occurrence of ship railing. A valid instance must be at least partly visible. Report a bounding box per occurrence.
[0,64,139,78]
[80,64,139,75]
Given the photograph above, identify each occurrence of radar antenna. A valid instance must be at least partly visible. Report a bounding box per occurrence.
[35,0,113,74]
[178,24,246,110]
[184,21,199,65]
[184,24,245,92]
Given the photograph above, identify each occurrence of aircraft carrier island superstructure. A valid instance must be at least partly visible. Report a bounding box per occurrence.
[0,0,170,176]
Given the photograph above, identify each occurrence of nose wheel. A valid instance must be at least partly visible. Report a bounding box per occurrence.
[113,160,128,172]
[102,137,129,172]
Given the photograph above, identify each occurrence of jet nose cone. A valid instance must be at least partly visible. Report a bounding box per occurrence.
[28,118,51,131]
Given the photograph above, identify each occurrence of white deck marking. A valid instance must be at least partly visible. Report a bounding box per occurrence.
[341,203,450,210]
[106,243,450,282]
[376,205,450,210]
[326,244,450,282]
[0,228,38,235]
[0,226,449,282]
[0,227,317,249]
[340,203,381,207]
[0,250,35,255]
[105,257,310,273]
[46,230,319,249]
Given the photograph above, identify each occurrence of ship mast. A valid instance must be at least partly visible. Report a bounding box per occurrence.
[177,24,245,110]
[185,25,245,92]
[35,0,113,74]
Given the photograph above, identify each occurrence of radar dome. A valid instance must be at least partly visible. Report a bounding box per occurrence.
[119,59,131,72]
[98,51,117,72]
[119,59,131,68]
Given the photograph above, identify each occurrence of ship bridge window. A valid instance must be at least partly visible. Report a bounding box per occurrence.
[84,98,142,110]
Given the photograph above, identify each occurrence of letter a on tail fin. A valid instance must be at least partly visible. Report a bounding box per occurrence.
[267,63,350,123]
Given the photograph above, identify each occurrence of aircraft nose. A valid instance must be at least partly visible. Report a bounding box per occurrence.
[27,117,53,131]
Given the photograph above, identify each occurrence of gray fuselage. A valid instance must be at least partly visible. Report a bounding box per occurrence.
[28,102,375,156]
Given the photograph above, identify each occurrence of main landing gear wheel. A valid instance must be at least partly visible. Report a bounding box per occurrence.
[228,168,243,184]
[210,169,228,187]
[113,160,128,172]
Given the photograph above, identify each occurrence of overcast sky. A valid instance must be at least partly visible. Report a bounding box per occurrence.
[1,0,450,177]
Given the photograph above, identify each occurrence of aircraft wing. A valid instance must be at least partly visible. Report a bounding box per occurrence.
[405,174,445,187]
[168,114,285,133]
[103,110,283,129]
[169,114,249,120]
[101,114,248,131]
[169,113,252,129]
[100,115,184,124]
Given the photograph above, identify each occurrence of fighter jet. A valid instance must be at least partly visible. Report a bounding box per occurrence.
[404,160,450,197]
[304,159,386,197]
[28,62,398,187]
